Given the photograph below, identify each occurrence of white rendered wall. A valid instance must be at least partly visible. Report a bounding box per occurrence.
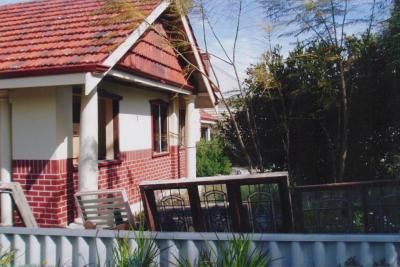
[10,87,72,160]
[101,82,171,152]
[193,109,201,143]
[9,82,193,160]
[0,91,12,225]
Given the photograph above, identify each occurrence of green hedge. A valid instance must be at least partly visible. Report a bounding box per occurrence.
[196,139,232,177]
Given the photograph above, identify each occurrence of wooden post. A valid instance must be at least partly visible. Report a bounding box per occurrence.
[227,183,243,232]
[140,187,158,231]
[187,185,205,232]
[279,176,294,232]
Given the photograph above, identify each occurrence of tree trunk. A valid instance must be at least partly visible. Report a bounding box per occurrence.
[246,97,265,172]
[320,121,337,183]
[337,59,348,182]
[219,95,255,173]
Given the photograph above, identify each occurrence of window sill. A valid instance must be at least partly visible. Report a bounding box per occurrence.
[152,151,170,158]
[72,159,123,171]
[98,159,123,167]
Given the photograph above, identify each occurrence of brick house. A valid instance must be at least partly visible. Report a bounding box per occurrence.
[0,0,217,227]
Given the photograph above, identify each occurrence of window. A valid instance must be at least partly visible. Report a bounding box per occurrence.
[72,90,120,163]
[179,109,186,147]
[151,100,169,154]
[98,97,117,160]
[201,126,209,140]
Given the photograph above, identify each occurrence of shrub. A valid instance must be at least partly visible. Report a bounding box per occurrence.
[197,139,232,177]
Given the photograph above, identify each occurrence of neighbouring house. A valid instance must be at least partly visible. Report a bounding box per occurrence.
[200,110,216,141]
[0,0,217,228]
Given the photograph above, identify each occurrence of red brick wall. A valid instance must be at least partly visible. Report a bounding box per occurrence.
[12,146,186,228]
[12,159,74,227]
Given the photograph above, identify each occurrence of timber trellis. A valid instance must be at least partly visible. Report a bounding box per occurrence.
[140,173,400,234]
[140,172,293,233]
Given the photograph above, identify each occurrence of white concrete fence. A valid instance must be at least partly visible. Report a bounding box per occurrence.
[0,227,399,267]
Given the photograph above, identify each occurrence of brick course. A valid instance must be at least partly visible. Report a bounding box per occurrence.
[12,146,186,228]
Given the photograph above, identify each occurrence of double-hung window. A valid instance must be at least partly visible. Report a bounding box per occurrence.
[72,88,121,163]
[151,100,169,154]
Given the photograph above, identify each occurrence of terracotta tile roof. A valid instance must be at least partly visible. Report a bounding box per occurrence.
[200,110,216,121]
[0,0,160,78]
[117,21,193,89]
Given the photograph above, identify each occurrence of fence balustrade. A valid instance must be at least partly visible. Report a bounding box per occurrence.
[0,227,399,267]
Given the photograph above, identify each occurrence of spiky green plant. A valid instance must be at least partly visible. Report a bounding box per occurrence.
[0,249,16,267]
[173,234,271,267]
[216,234,271,267]
[173,248,214,267]
[112,227,159,267]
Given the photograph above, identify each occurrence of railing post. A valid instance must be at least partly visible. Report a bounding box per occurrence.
[140,187,158,231]
[279,175,294,232]
[187,185,206,232]
[292,188,304,232]
[227,182,243,232]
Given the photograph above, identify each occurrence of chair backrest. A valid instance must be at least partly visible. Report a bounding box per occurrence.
[75,189,135,229]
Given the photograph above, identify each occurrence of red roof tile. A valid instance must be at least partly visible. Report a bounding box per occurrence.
[117,21,193,89]
[200,110,216,121]
[0,0,160,77]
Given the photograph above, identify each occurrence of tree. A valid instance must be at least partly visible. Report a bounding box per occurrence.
[219,0,400,184]
[257,0,388,182]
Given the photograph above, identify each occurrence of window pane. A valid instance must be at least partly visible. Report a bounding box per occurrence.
[160,105,168,152]
[98,98,115,160]
[98,98,107,159]
[73,96,81,123]
[152,105,160,153]
[179,109,185,147]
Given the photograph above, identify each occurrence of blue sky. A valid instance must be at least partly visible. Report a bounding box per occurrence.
[0,0,388,94]
[0,0,23,3]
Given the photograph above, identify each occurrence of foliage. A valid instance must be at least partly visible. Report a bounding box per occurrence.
[196,139,232,177]
[112,228,159,267]
[0,249,16,267]
[215,234,271,267]
[174,234,271,267]
[219,0,400,184]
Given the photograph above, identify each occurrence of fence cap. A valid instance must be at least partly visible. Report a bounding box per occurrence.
[139,171,289,187]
